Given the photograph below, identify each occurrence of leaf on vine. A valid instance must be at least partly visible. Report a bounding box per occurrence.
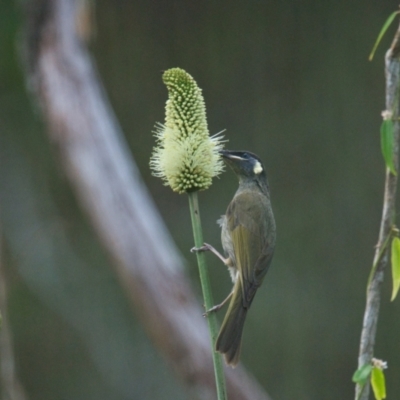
[369,11,400,61]
[391,236,400,301]
[352,364,373,385]
[370,366,386,400]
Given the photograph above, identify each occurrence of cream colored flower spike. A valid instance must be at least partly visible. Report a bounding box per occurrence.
[150,68,225,193]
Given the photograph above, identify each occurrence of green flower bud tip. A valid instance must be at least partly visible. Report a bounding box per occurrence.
[150,68,225,193]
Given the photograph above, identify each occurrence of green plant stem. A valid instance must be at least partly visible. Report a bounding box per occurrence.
[188,191,227,400]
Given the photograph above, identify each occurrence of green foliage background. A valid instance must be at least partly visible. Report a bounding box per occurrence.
[1,1,400,399]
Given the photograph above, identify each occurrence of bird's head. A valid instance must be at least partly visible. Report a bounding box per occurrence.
[219,150,268,189]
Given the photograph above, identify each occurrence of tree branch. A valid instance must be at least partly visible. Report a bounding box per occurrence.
[21,1,272,399]
[355,21,400,400]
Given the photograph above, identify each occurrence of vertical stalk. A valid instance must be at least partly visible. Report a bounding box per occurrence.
[188,191,227,400]
[354,21,400,400]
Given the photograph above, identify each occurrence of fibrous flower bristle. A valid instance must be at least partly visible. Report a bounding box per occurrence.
[150,68,224,193]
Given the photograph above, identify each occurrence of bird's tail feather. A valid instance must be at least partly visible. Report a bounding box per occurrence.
[216,281,247,367]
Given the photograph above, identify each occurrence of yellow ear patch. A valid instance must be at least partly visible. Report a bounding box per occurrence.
[253,161,263,174]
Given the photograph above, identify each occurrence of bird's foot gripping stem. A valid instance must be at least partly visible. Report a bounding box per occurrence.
[202,291,233,317]
[190,243,214,253]
[191,243,229,265]
[202,303,224,317]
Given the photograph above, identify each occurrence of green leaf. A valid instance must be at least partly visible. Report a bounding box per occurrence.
[380,119,397,175]
[371,367,386,400]
[352,364,373,385]
[369,11,400,61]
[391,236,400,300]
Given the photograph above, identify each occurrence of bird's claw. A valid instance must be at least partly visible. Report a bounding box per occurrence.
[202,304,221,317]
[190,243,212,253]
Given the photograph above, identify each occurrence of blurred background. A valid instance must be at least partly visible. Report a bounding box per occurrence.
[1,0,400,399]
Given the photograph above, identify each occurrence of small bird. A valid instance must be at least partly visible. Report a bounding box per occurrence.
[193,150,276,367]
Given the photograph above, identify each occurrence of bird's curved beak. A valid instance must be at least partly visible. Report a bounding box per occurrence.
[219,150,245,161]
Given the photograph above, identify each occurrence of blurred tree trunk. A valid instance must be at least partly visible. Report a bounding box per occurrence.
[21,1,272,399]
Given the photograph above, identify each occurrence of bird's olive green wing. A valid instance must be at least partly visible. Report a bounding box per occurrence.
[226,190,275,308]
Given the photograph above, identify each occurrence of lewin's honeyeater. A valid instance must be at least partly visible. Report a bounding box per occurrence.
[193,150,276,367]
